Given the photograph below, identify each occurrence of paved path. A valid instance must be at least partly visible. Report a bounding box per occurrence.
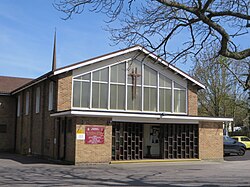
[0,153,250,186]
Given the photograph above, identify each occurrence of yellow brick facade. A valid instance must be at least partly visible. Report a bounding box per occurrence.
[75,117,112,164]
[57,72,72,111]
[188,84,198,116]
[199,122,224,160]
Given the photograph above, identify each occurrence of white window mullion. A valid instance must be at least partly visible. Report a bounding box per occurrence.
[98,84,101,108]
[141,63,144,111]
[90,72,93,109]
[79,81,82,108]
[125,61,128,111]
[172,81,174,113]
[157,72,159,112]
[108,66,111,110]
[116,84,119,109]
[185,85,188,114]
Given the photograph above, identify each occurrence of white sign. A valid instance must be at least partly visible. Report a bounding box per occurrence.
[77,133,85,140]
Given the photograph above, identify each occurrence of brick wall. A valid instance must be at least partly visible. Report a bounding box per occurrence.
[15,92,23,153]
[75,117,112,164]
[15,88,33,155]
[13,72,74,161]
[199,121,223,160]
[57,72,72,111]
[15,79,56,159]
[0,95,16,152]
[42,79,56,158]
[188,84,198,116]
[31,84,43,155]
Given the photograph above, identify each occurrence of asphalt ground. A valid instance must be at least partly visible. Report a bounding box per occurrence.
[0,151,250,187]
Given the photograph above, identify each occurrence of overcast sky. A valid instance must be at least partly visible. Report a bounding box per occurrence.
[1,1,248,79]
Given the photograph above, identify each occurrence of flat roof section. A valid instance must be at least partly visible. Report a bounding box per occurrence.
[51,110,233,124]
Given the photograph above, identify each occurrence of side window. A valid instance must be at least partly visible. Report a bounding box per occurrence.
[35,87,40,113]
[25,92,29,115]
[241,137,250,141]
[17,95,21,117]
[48,82,54,111]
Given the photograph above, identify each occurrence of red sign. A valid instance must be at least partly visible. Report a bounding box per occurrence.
[85,126,105,144]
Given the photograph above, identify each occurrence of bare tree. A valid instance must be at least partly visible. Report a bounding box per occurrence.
[190,51,248,126]
[54,0,250,90]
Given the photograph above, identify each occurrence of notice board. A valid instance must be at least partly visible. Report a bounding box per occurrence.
[85,126,105,144]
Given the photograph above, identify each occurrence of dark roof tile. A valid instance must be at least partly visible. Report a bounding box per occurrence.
[0,76,33,94]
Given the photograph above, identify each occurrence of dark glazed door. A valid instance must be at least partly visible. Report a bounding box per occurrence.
[56,117,67,160]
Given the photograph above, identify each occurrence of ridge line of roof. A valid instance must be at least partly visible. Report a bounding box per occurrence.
[54,45,143,72]
[9,45,205,94]
[53,45,205,89]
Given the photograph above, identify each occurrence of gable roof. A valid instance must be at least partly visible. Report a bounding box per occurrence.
[0,76,33,95]
[11,45,205,94]
[54,45,205,89]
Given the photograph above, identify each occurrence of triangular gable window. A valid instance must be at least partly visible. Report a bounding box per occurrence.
[72,60,187,114]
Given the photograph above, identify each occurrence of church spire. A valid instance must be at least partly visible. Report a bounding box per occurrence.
[52,30,57,72]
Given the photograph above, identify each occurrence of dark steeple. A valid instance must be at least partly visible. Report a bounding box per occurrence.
[52,30,57,72]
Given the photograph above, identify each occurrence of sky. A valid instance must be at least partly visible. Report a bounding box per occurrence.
[0,0,128,78]
[0,1,249,79]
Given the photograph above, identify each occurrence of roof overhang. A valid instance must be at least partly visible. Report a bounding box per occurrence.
[50,110,233,124]
[0,93,11,96]
[11,72,53,95]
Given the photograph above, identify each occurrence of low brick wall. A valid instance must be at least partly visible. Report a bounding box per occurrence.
[199,121,224,160]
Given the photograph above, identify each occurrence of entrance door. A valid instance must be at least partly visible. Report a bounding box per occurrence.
[144,125,160,158]
[56,117,67,160]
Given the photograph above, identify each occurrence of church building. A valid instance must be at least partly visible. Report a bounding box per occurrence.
[0,43,233,164]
